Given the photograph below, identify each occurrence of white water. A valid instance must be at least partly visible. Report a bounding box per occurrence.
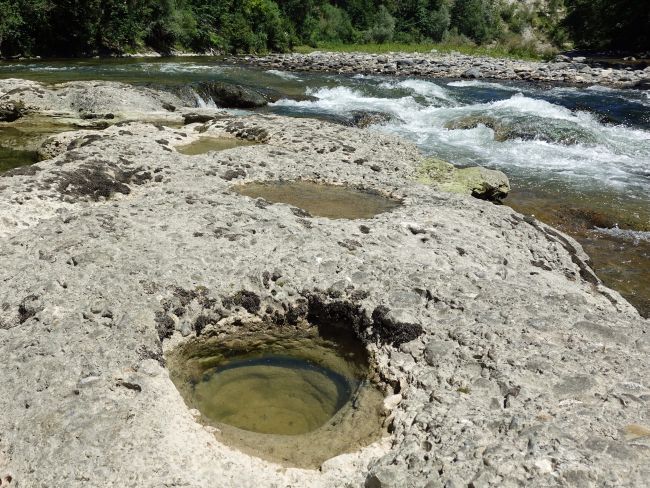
[266,69,302,81]
[272,78,650,199]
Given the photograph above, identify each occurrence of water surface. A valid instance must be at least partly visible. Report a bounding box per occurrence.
[176,136,257,155]
[193,355,351,435]
[234,180,401,219]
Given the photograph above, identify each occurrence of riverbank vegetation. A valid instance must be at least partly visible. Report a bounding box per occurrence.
[0,0,647,58]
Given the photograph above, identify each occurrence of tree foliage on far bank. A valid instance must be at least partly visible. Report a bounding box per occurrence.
[0,0,646,58]
[563,0,650,51]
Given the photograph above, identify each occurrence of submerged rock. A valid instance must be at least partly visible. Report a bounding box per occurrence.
[417,157,510,201]
[0,100,25,122]
[349,110,395,129]
[444,114,599,145]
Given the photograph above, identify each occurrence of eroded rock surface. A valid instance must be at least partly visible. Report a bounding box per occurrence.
[0,78,187,122]
[0,107,648,488]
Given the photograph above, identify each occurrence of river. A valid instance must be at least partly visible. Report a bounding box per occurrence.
[1,57,648,316]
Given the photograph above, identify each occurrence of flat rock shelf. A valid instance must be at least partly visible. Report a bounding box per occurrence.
[0,79,648,488]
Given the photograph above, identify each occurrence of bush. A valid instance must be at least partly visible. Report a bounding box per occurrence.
[451,0,500,44]
[367,5,395,44]
[310,4,358,44]
[425,3,451,42]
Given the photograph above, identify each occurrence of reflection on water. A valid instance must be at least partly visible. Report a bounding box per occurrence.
[0,118,80,172]
[0,145,38,172]
[233,180,401,219]
[193,355,351,435]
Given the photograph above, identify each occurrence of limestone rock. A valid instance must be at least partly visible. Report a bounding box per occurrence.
[0,83,647,488]
[0,100,25,122]
[417,157,510,201]
[195,81,268,108]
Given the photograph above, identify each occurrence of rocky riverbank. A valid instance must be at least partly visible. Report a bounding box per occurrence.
[0,80,649,487]
[235,51,650,88]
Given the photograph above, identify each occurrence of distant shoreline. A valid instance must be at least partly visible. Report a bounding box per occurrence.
[236,51,650,89]
[1,49,648,89]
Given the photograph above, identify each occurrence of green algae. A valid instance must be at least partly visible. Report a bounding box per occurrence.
[417,157,510,201]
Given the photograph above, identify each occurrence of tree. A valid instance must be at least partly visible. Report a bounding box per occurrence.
[0,0,25,56]
[368,5,395,43]
[451,0,499,44]
[564,0,650,50]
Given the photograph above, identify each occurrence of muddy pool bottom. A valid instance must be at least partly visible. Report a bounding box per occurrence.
[233,180,402,219]
[166,327,387,467]
[175,136,257,155]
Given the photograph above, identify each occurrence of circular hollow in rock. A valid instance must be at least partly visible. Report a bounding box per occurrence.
[166,325,387,468]
[232,180,402,219]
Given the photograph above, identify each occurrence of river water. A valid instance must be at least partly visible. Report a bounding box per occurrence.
[1,57,648,316]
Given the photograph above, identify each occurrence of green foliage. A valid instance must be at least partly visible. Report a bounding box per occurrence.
[563,0,650,50]
[0,0,643,58]
[311,4,357,44]
[0,0,25,55]
[451,0,499,44]
[367,5,395,44]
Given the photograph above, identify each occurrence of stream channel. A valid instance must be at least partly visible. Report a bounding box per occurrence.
[1,57,648,316]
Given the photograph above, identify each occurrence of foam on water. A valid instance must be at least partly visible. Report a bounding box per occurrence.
[381,79,455,103]
[447,80,523,91]
[266,69,302,81]
[274,86,423,117]
[275,80,650,197]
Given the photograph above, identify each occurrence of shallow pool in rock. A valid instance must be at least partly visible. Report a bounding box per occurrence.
[193,355,351,435]
[0,145,38,172]
[233,180,401,219]
[176,136,257,155]
[167,325,386,467]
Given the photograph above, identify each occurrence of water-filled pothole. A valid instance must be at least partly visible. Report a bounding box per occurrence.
[192,355,351,435]
[167,326,387,467]
[233,180,401,219]
[176,136,257,155]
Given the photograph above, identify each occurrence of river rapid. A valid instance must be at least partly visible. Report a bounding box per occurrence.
[1,57,648,316]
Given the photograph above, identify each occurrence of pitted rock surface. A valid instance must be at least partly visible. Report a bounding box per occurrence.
[0,110,648,487]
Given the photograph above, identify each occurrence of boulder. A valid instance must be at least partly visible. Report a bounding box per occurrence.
[349,110,395,129]
[444,114,598,145]
[455,166,511,201]
[195,82,268,109]
[417,157,510,201]
[0,100,25,122]
[461,67,482,79]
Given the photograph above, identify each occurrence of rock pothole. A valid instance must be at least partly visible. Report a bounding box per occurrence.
[232,180,402,219]
[165,317,388,468]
